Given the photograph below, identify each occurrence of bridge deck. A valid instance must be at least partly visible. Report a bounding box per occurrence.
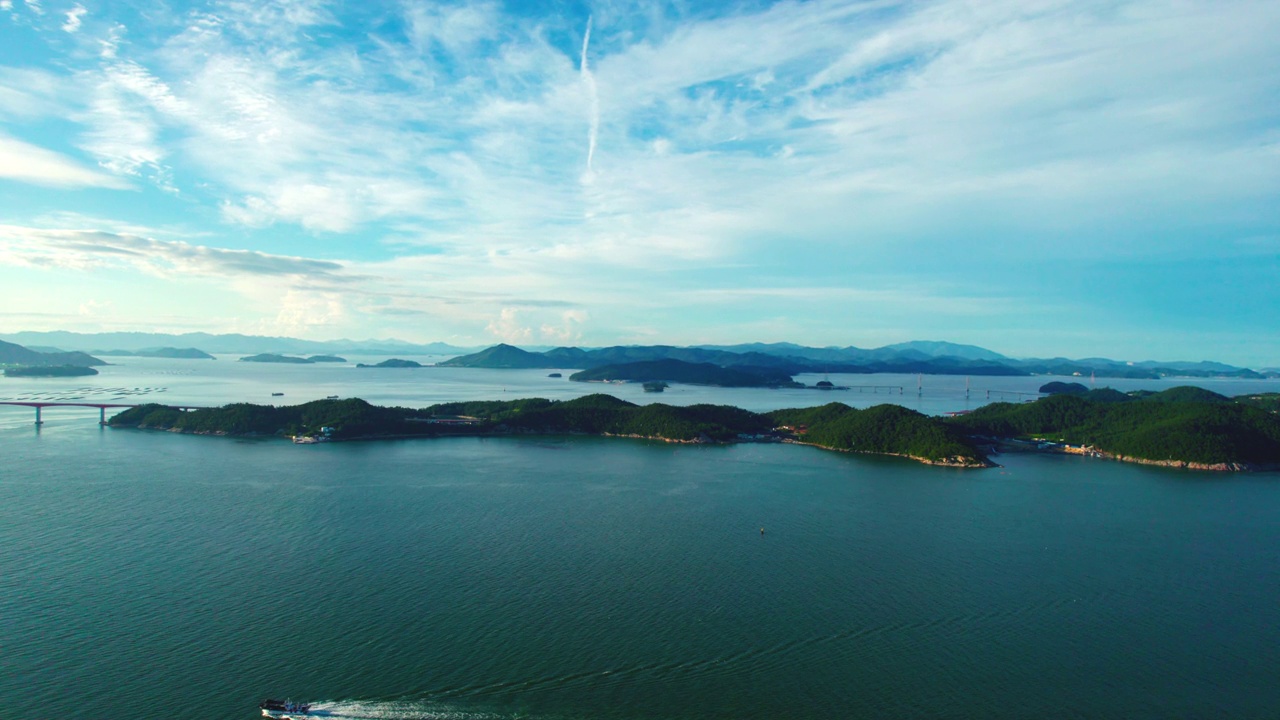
[0,401,205,425]
[0,402,139,409]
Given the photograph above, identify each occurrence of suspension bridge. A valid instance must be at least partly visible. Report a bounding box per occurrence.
[0,401,204,426]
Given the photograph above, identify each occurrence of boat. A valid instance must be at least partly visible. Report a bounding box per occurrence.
[272,392,284,396]
[325,395,339,399]
[260,699,310,717]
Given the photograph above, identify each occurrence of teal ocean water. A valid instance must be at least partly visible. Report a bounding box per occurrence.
[2,361,1279,718]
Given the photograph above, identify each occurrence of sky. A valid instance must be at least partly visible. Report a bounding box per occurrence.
[1,0,1277,365]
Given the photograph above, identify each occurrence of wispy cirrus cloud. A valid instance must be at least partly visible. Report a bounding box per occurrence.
[0,225,345,279]
[1,0,1278,361]
[0,134,131,188]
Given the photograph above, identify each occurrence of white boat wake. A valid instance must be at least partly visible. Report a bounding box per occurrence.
[279,699,537,720]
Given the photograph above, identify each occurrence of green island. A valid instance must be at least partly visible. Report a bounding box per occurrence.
[1038,381,1089,395]
[569,359,802,388]
[105,387,1280,471]
[0,339,104,367]
[239,353,313,364]
[951,387,1280,470]
[355,358,423,368]
[107,394,988,467]
[4,364,100,377]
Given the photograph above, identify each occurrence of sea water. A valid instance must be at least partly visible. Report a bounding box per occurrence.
[1,353,1274,416]
[1,360,1278,719]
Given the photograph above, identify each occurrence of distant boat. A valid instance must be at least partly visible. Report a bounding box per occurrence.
[325,395,339,399]
[271,392,284,396]
[259,699,310,717]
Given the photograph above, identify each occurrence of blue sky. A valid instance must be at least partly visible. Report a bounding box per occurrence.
[1,0,1277,365]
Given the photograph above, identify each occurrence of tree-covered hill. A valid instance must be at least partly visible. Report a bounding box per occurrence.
[493,394,774,441]
[0,339,104,367]
[1236,393,1280,413]
[238,353,313,364]
[356,358,423,368]
[950,388,1280,466]
[1039,381,1089,395]
[436,343,553,368]
[107,394,990,466]
[107,388,1280,469]
[1128,386,1230,404]
[570,359,801,388]
[769,403,987,466]
[109,399,416,438]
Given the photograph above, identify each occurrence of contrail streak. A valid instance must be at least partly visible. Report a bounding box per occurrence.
[580,15,598,175]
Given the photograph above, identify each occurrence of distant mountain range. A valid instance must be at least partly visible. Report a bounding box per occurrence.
[0,331,476,356]
[437,343,1026,376]
[94,347,215,359]
[440,343,1272,379]
[0,339,105,368]
[696,340,1008,364]
[1,332,1272,379]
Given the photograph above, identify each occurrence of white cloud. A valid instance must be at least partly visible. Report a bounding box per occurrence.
[62,3,85,32]
[486,307,534,343]
[0,0,1277,357]
[77,61,174,179]
[0,67,73,118]
[541,309,589,343]
[404,1,500,53]
[223,183,357,232]
[78,298,114,317]
[0,224,346,279]
[267,288,351,335]
[0,134,131,188]
[213,0,335,42]
[580,15,599,179]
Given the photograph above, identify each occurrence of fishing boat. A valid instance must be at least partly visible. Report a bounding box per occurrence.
[260,699,310,717]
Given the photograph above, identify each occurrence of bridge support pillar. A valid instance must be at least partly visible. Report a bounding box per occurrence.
[100,407,106,425]
[35,406,43,426]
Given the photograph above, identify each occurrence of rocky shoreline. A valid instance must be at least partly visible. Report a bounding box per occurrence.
[784,438,994,469]
[119,423,994,469]
[1097,452,1278,473]
[118,424,1280,472]
[996,439,1278,473]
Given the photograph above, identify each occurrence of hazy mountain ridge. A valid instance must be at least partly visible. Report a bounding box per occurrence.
[0,331,478,356]
[439,344,1023,376]
[441,343,1269,379]
[93,347,215,359]
[2,332,1271,379]
[0,340,105,367]
[569,359,802,388]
